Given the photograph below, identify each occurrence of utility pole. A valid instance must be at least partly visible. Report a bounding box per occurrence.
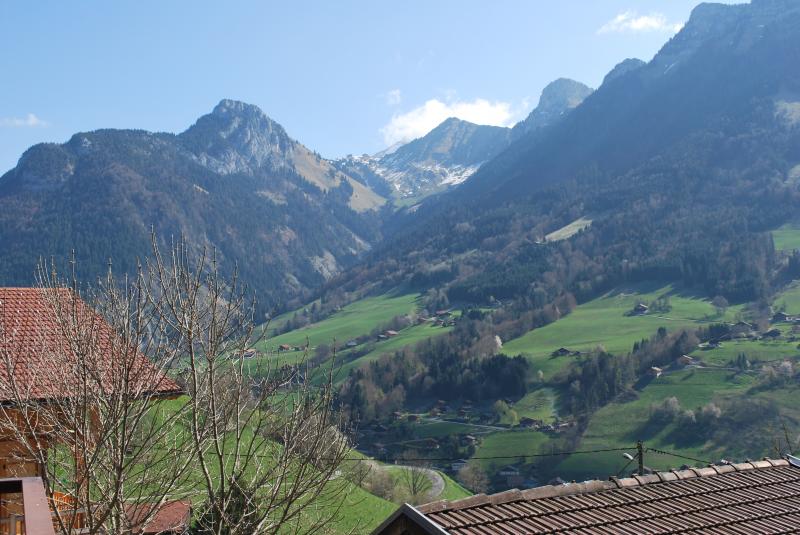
[637,440,644,475]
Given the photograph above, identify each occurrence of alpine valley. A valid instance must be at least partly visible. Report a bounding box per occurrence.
[4,0,800,526]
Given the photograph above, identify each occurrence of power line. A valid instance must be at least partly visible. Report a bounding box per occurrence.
[645,447,712,466]
[338,446,635,463]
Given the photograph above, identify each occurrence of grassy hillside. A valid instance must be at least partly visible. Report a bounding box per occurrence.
[501,282,741,379]
[261,291,422,351]
[553,369,756,481]
[772,223,800,252]
[472,430,551,473]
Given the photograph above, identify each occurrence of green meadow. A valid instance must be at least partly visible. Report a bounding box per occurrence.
[771,223,800,252]
[333,321,454,382]
[553,368,756,481]
[501,282,742,379]
[511,388,557,423]
[259,291,422,352]
[472,430,551,473]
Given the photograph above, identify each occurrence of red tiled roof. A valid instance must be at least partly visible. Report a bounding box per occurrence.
[376,458,800,534]
[126,500,191,534]
[0,287,182,402]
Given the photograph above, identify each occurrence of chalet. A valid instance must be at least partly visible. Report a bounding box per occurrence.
[551,347,571,357]
[647,366,663,378]
[633,302,649,315]
[345,340,358,348]
[377,334,388,340]
[384,330,399,337]
[434,310,452,318]
[677,354,696,367]
[450,459,468,472]
[773,311,795,323]
[460,435,477,446]
[0,288,183,531]
[242,348,258,359]
[731,321,755,336]
[763,328,782,339]
[373,458,800,534]
[519,417,540,429]
[278,343,292,351]
[498,465,521,477]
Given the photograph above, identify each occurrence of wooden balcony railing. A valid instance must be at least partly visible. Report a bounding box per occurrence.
[0,477,55,535]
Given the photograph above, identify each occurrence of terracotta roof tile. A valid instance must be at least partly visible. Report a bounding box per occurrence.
[412,458,800,534]
[0,287,182,402]
[126,500,191,533]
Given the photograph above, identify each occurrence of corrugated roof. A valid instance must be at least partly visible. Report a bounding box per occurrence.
[412,459,800,534]
[0,287,182,402]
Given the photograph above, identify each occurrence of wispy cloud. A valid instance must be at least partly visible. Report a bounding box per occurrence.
[0,113,49,128]
[598,11,684,34]
[380,97,522,146]
[386,89,402,106]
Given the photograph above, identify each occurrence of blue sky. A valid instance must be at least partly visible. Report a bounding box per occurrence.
[1,0,741,173]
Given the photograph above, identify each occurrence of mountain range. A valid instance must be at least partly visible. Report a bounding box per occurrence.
[0,99,387,310]
[345,78,592,201]
[2,0,800,314]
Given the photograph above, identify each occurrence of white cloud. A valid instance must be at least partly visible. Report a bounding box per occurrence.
[380,98,520,145]
[0,113,49,128]
[598,11,684,34]
[386,89,402,106]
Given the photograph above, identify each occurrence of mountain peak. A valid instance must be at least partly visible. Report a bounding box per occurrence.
[180,99,294,175]
[212,99,268,120]
[513,78,592,137]
[602,58,646,86]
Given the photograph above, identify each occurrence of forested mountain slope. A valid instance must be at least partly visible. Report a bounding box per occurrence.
[334,0,800,310]
[0,100,387,311]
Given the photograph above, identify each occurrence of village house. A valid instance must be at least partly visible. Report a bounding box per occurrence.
[647,366,663,378]
[0,288,186,533]
[676,354,697,367]
[633,302,649,315]
[731,320,755,337]
[551,347,571,357]
[497,465,525,488]
[519,417,542,429]
[459,435,477,447]
[374,458,800,534]
[763,327,782,339]
[449,459,468,473]
[773,311,796,323]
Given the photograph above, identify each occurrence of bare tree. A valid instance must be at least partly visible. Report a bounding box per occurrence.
[396,451,433,505]
[0,262,194,534]
[143,239,352,534]
[457,463,489,494]
[0,237,354,534]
